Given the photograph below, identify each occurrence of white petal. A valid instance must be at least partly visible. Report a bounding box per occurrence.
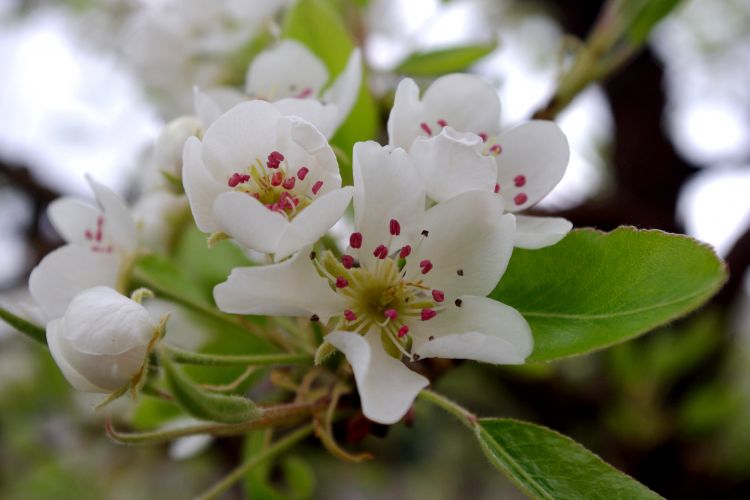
[322,48,362,129]
[29,245,120,319]
[275,186,353,261]
[495,120,569,211]
[387,78,423,149]
[409,127,497,202]
[47,198,101,246]
[153,115,205,178]
[412,296,532,364]
[289,116,339,175]
[326,329,429,424]
[274,98,340,139]
[514,215,572,250]
[193,86,246,126]
[182,136,225,233]
[352,141,425,268]
[245,39,329,100]
[47,319,103,392]
[421,74,502,136]
[213,191,288,254]
[86,176,138,253]
[214,249,347,322]
[408,192,514,299]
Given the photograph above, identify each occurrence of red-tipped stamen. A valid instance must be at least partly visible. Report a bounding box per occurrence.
[389,219,401,236]
[312,181,323,195]
[421,308,437,321]
[335,277,349,289]
[514,175,526,187]
[341,255,354,269]
[271,171,283,186]
[420,122,433,136]
[514,193,528,205]
[489,144,502,155]
[373,244,388,260]
[494,183,500,194]
[296,87,313,99]
[419,259,433,274]
[384,308,398,320]
[350,232,363,249]
[437,119,447,128]
[344,309,357,321]
[398,325,409,338]
[399,245,411,258]
[478,132,488,142]
[282,177,296,190]
[432,290,445,302]
[297,166,309,180]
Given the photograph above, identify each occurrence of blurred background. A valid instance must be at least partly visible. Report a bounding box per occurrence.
[1,0,749,498]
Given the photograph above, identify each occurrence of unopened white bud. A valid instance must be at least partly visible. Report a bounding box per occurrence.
[46,286,157,393]
[154,116,204,179]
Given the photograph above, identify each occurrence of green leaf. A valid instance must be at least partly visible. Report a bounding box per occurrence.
[621,0,685,45]
[491,228,726,362]
[0,304,47,345]
[282,0,379,184]
[395,40,498,76]
[158,348,262,424]
[476,419,661,499]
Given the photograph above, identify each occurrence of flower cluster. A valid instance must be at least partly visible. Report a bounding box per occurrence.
[27,42,570,423]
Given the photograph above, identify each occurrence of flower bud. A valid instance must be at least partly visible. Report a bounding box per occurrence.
[46,286,157,393]
[153,116,204,179]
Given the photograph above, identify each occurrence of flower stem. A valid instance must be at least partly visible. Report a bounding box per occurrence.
[164,344,312,367]
[417,389,477,430]
[0,304,46,346]
[194,424,314,500]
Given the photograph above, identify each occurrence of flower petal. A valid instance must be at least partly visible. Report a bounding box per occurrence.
[86,176,138,253]
[495,120,569,211]
[387,78,423,149]
[275,186,353,261]
[245,39,329,100]
[409,127,497,202]
[514,214,572,249]
[352,141,425,268]
[47,198,101,246]
[47,319,103,392]
[326,329,429,424]
[412,295,532,364]
[322,48,362,129]
[274,98,340,139]
[182,136,226,233]
[29,244,120,319]
[421,74,502,135]
[408,191,514,299]
[193,86,246,126]
[289,116,339,176]
[213,191,288,254]
[214,249,347,321]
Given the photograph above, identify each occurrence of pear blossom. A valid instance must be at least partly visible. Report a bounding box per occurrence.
[151,116,205,184]
[29,177,138,320]
[47,286,159,393]
[182,100,353,261]
[194,39,362,138]
[214,142,532,424]
[390,74,573,250]
[132,190,189,254]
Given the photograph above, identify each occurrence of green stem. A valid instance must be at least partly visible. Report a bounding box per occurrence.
[0,305,47,346]
[195,424,314,500]
[165,345,312,367]
[418,389,477,430]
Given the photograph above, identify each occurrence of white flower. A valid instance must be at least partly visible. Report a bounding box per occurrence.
[214,142,532,424]
[47,286,158,393]
[29,177,138,320]
[194,39,362,138]
[151,116,205,183]
[183,100,353,261]
[132,190,189,254]
[390,74,573,250]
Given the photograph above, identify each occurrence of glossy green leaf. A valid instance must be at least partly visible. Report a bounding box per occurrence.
[477,419,661,499]
[282,0,379,184]
[0,304,46,345]
[395,41,498,76]
[491,228,726,362]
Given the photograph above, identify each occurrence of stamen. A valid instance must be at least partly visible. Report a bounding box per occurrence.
[399,245,411,258]
[310,314,320,322]
[514,193,528,205]
[344,309,357,322]
[335,277,349,289]
[420,122,433,136]
[312,181,323,195]
[296,87,313,99]
[389,219,401,236]
[421,308,437,321]
[297,167,309,180]
[437,119,447,128]
[489,144,502,155]
[282,177,296,190]
[421,230,429,237]
[384,308,398,320]
[456,269,464,276]
[514,175,526,187]
[349,232,363,249]
[494,183,500,194]
[431,290,445,302]
[271,171,283,186]
[373,244,388,260]
[454,298,463,307]
[419,259,433,274]
[341,255,354,269]
[478,132,488,142]
[398,325,409,338]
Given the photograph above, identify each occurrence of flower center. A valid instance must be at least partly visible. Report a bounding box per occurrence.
[227,150,323,219]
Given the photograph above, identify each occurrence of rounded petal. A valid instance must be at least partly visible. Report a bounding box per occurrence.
[495,120,570,211]
[245,39,329,100]
[86,176,138,253]
[326,329,429,424]
[421,74,501,136]
[274,98,340,139]
[407,192,514,299]
[412,296,532,364]
[47,198,101,246]
[213,191,288,254]
[275,186,353,261]
[153,115,205,178]
[409,127,497,202]
[352,141,425,268]
[193,86,246,126]
[29,244,120,319]
[214,249,347,322]
[47,319,103,392]
[182,136,226,233]
[289,116,339,176]
[514,215,572,250]
[387,78,423,149]
[322,48,362,128]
